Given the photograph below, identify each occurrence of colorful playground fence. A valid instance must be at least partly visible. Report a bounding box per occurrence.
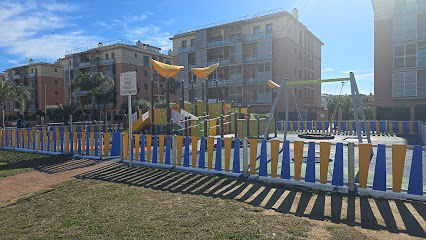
[1,127,424,197]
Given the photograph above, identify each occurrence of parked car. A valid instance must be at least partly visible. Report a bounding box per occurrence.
[11,119,29,128]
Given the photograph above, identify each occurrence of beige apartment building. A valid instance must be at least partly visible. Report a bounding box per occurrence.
[171,8,323,120]
[63,39,173,120]
[372,0,426,120]
[3,59,65,118]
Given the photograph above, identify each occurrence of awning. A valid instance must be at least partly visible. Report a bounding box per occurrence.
[191,63,219,78]
[151,59,184,77]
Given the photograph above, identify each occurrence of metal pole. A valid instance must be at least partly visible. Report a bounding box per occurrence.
[202,80,204,104]
[221,114,224,138]
[264,78,287,140]
[204,115,208,138]
[166,75,170,135]
[234,112,238,138]
[349,73,363,144]
[350,72,371,143]
[216,79,219,103]
[151,79,155,134]
[284,81,289,142]
[181,73,184,109]
[242,138,248,177]
[128,95,132,167]
[205,77,209,115]
[348,142,355,192]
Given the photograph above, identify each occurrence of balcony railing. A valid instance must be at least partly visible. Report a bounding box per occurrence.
[243,31,274,42]
[178,46,195,54]
[26,73,36,78]
[189,63,197,69]
[207,39,230,48]
[244,71,272,84]
[207,79,229,87]
[79,62,90,67]
[65,65,73,70]
[244,93,272,104]
[98,58,114,65]
[207,58,230,66]
[243,55,272,63]
[13,75,22,79]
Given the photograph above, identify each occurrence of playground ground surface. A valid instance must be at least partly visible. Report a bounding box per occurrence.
[0,150,425,239]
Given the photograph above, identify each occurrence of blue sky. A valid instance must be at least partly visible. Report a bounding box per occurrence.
[0,0,374,95]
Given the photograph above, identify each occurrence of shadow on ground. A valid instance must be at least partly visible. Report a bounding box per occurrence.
[77,163,426,238]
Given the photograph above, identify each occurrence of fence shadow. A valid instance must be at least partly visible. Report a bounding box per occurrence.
[0,153,71,173]
[76,163,426,238]
[38,159,102,174]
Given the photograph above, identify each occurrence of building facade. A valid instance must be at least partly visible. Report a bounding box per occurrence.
[372,0,426,120]
[3,59,65,117]
[171,8,323,120]
[63,39,173,120]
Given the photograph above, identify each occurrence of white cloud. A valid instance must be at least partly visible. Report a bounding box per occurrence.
[0,0,97,61]
[354,73,374,80]
[126,25,173,51]
[321,68,334,72]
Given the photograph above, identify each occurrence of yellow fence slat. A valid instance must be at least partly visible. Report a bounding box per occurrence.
[359,144,372,189]
[290,121,294,132]
[159,135,164,164]
[320,142,331,184]
[224,138,232,172]
[271,140,280,178]
[409,122,414,134]
[304,122,308,132]
[392,145,407,193]
[50,131,54,152]
[321,122,325,133]
[123,133,128,160]
[294,141,304,181]
[207,137,214,170]
[388,121,393,134]
[176,136,183,166]
[376,121,380,134]
[249,139,258,175]
[146,135,152,163]
[191,136,198,168]
[338,121,342,133]
[348,122,353,134]
[398,122,403,134]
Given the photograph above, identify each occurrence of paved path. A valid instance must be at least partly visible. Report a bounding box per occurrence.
[0,159,114,203]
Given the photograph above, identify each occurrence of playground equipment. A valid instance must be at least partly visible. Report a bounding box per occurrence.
[265,72,371,145]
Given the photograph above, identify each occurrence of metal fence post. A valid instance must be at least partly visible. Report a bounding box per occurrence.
[35,130,40,152]
[385,120,388,135]
[99,132,104,160]
[243,138,248,177]
[120,133,124,162]
[348,142,355,192]
[220,114,224,138]
[234,113,238,138]
[172,135,177,168]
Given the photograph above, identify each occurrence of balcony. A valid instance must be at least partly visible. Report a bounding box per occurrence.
[65,65,73,70]
[207,79,229,87]
[13,74,22,79]
[244,93,272,104]
[207,39,230,48]
[79,62,90,67]
[178,46,195,54]
[26,83,36,89]
[98,58,114,65]
[243,55,272,63]
[207,58,230,66]
[189,63,197,69]
[5,77,9,81]
[26,73,36,78]
[244,71,272,84]
[243,31,274,43]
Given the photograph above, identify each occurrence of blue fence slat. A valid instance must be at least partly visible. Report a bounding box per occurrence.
[60,132,64,153]
[77,132,82,155]
[414,121,419,133]
[281,140,290,179]
[317,121,322,131]
[277,122,281,131]
[305,142,315,183]
[403,121,409,134]
[352,122,357,133]
[342,122,346,132]
[232,138,240,173]
[215,138,222,171]
[332,143,344,186]
[325,122,329,133]
[140,134,145,162]
[333,121,338,132]
[300,121,304,131]
[307,121,312,132]
[380,121,385,134]
[183,136,190,167]
[199,137,205,169]
[370,121,376,133]
[165,136,171,165]
[393,121,399,134]
[110,132,121,156]
[292,122,297,132]
[408,145,423,195]
[373,144,386,191]
[259,139,267,177]
[152,135,158,163]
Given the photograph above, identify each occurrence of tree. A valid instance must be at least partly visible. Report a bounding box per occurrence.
[160,77,181,103]
[70,72,115,123]
[326,95,373,121]
[0,81,31,128]
[46,104,75,123]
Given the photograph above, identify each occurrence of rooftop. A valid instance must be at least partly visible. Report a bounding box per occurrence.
[65,39,170,56]
[6,58,59,70]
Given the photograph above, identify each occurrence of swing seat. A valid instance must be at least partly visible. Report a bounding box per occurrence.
[298,133,335,140]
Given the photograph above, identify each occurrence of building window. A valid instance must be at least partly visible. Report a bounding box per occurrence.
[54,68,57,72]
[393,71,417,97]
[144,84,148,90]
[190,39,195,47]
[266,23,273,33]
[143,70,148,76]
[253,26,260,35]
[55,91,58,95]
[181,40,187,48]
[106,53,109,60]
[166,60,171,64]
[135,53,138,58]
[55,80,58,84]
[299,70,302,79]
[111,52,115,59]
[253,47,257,56]
[143,56,149,66]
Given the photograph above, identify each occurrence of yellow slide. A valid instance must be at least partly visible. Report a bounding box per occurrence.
[131,117,151,133]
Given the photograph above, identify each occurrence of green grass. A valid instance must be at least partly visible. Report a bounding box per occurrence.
[0,149,71,178]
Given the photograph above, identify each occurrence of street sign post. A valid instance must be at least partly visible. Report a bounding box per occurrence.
[120,71,137,166]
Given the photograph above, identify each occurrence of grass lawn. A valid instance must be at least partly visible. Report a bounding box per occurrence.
[0,178,372,240]
[0,149,70,178]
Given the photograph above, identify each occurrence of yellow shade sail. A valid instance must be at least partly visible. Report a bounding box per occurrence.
[191,63,219,78]
[267,80,280,89]
[151,59,184,78]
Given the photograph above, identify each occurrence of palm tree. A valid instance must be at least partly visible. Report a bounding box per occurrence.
[0,81,30,128]
[70,72,115,123]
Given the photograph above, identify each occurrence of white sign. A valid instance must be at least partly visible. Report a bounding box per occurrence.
[142,111,150,122]
[171,109,185,127]
[131,112,138,125]
[120,71,137,96]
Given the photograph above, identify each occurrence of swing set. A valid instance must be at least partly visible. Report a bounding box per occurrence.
[264,72,371,145]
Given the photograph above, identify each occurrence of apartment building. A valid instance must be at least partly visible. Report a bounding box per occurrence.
[63,39,173,120]
[171,8,323,120]
[0,73,5,82]
[372,0,426,120]
[3,59,65,117]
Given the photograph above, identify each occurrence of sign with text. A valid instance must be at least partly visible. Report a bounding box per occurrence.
[120,71,137,96]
